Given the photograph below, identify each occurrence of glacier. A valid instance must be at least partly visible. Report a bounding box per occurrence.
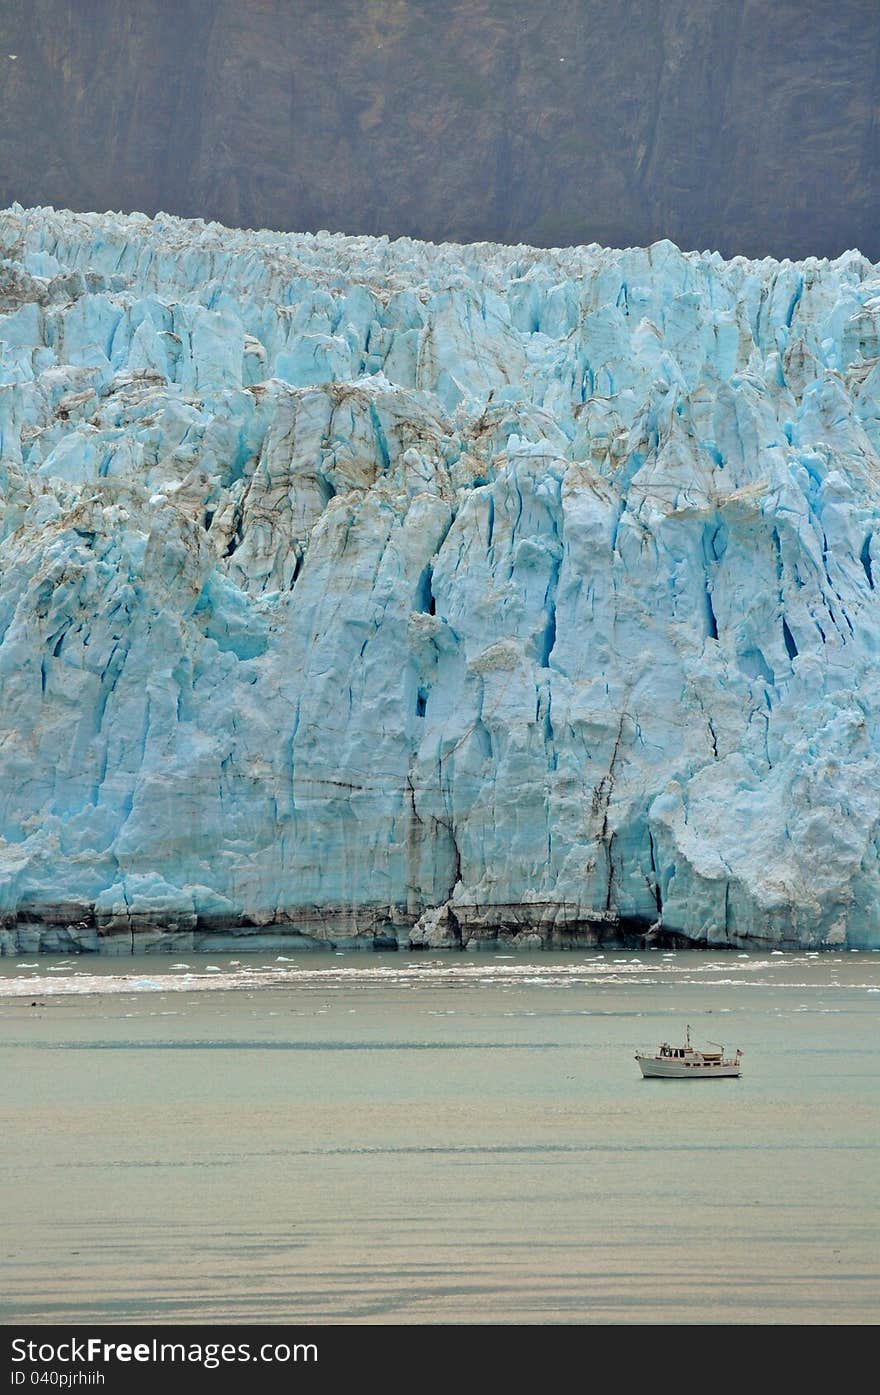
[1,204,880,953]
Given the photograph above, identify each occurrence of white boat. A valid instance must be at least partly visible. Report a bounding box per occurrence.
[635,1025,742,1079]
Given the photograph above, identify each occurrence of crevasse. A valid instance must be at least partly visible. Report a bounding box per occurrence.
[1,204,879,952]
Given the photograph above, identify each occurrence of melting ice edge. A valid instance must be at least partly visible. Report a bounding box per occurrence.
[1,205,880,952]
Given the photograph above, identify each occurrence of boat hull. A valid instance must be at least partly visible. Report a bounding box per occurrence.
[636,1057,740,1079]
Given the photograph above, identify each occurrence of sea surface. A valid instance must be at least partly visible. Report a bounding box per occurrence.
[1,949,878,1325]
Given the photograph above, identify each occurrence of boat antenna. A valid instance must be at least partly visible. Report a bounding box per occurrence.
[686,1024,691,1047]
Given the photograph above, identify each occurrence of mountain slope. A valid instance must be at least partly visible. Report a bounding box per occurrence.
[0,1,878,261]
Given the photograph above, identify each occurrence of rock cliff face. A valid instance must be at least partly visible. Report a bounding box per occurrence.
[0,1,878,262]
[1,205,880,951]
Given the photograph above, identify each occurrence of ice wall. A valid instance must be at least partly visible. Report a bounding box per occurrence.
[1,205,879,951]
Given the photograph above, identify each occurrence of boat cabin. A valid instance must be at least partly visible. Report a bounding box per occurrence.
[658,1042,723,1061]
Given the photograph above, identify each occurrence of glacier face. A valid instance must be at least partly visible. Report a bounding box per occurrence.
[1,206,880,952]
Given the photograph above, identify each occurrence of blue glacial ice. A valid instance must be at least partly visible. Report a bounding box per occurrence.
[1,204,880,952]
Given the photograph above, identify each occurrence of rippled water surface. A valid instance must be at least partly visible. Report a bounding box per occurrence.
[2,949,878,1323]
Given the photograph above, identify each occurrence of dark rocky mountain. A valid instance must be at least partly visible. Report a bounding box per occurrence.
[0,0,878,260]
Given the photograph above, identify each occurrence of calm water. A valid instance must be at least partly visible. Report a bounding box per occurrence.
[1,949,878,1324]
